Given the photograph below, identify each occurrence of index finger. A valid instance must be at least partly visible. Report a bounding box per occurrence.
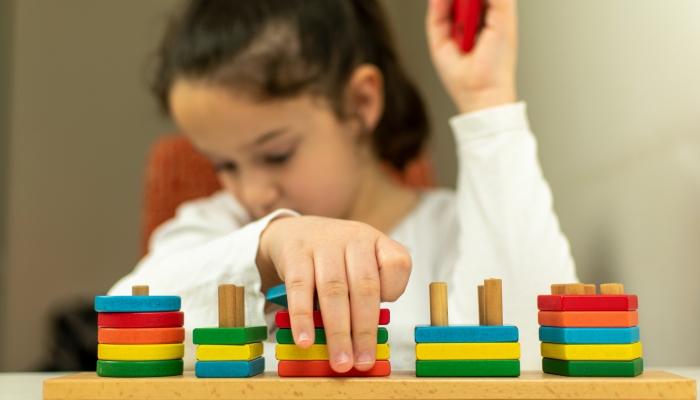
[283,253,316,348]
[426,0,454,50]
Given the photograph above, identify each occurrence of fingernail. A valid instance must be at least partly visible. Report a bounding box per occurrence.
[297,331,311,345]
[333,351,350,366]
[355,352,374,365]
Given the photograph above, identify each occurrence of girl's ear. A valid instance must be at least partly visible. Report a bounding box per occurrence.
[344,64,384,134]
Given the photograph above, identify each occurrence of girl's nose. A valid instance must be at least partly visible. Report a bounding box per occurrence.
[240,170,280,215]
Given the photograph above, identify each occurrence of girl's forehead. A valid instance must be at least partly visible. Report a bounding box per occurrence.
[169,80,337,150]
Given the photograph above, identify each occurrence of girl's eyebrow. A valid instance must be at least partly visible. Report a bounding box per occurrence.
[251,128,290,148]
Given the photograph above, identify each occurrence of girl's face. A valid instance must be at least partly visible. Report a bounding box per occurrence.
[169,81,374,221]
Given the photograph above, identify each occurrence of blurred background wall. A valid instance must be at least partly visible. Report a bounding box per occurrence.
[0,0,15,368]
[0,0,699,371]
[0,0,176,371]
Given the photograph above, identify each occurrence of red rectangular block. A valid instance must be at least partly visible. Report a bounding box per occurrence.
[275,309,390,329]
[538,295,638,311]
[278,360,391,377]
[539,311,638,328]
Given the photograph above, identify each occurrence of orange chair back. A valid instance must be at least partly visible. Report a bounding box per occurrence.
[140,135,435,257]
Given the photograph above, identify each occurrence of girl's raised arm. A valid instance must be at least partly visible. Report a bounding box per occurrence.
[426,0,579,368]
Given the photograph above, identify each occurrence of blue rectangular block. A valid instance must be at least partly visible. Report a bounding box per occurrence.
[195,357,265,378]
[414,325,519,343]
[539,327,640,344]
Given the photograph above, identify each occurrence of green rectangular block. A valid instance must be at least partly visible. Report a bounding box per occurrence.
[193,326,267,345]
[276,328,388,345]
[542,357,644,377]
[416,360,520,377]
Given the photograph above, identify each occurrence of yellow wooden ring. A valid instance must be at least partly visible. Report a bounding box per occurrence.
[415,343,520,360]
[275,344,390,361]
[98,343,184,361]
[196,342,264,361]
[541,342,642,361]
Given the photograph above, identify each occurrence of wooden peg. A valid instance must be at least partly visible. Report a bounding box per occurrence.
[565,283,585,295]
[584,284,597,295]
[551,284,566,295]
[132,285,149,296]
[235,286,245,327]
[429,282,448,326]
[218,284,236,328]
[601,283,625,295]
[484,279,503,326]
[477,285,485,326]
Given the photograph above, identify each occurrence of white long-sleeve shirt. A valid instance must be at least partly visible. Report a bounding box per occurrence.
[108,102,578,371]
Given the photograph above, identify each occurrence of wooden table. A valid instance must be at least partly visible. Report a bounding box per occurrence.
[41,370,697,400]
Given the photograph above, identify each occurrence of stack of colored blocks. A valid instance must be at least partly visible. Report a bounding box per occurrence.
[194,284,267,378]
[267,284,392,377]
[415,325,520,377]
[95,286,185,377]
[538,283,643,377]
[415,280,520,377]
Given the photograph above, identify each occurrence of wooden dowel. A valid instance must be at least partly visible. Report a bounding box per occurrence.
[429,282,448,326]
[484,279,503,326]
[565,283,585,295]
[550,284,566,295]
[600,283,625,295]
[218,284,236,328]
[584,284,597,295]
[132,285,149,296]
[477,285,485,326]
[235,286,245,327]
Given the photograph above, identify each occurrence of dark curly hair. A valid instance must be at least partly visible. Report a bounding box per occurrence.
[152,0,429,171]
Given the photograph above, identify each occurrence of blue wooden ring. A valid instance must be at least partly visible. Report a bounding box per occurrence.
[266,284,287,308]
[94,296,181,312]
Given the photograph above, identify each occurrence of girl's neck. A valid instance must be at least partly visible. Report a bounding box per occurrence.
[345,160,419,234]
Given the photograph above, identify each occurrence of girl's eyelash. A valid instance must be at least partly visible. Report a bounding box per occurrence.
[214,162,237,172]
[264,150,294,165]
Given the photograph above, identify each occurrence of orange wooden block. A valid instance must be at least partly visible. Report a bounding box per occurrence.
[98,328,185,344]
[539,311,638,328]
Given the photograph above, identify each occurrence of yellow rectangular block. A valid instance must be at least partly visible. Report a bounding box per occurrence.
[541,342,642,361]
[196,342,264,361]
[415,343,520,360]
[275,344,390,361]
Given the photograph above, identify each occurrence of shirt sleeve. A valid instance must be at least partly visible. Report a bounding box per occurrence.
[107,191,298,369]
[447,101,579,335]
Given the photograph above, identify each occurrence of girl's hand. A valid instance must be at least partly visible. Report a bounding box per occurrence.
[426,0,518,114]
[257,216,412,372]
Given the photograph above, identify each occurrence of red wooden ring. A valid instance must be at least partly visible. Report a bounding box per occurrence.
[278,360,391,377]
[98,312,184,328]
[275,309,390,329]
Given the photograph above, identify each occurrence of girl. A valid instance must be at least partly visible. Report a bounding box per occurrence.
[109,0,578,371]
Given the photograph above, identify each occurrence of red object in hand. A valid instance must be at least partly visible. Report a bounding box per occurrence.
[452,0,484,53]
[275,309,390,328]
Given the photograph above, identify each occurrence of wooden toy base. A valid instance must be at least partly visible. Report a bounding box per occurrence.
[43,370,696,400]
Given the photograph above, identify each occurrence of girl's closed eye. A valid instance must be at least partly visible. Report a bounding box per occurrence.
[263,148,295,165]
[214,161,237,173]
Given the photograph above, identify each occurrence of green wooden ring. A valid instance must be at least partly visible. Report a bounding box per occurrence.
[96,359,183,377]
